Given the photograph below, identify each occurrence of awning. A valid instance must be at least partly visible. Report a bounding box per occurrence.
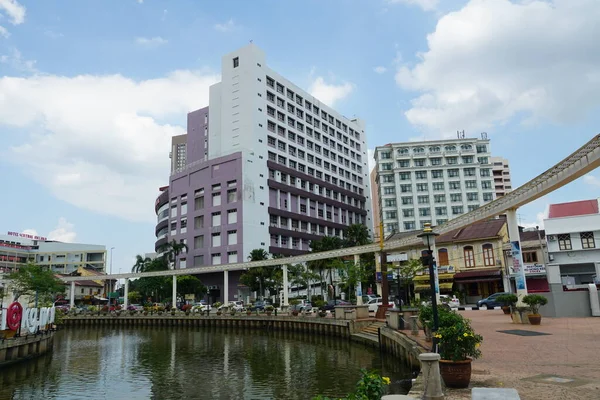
[453,270,501,284]
[525,277,550,293]
[414,282,454,292]
[413,273,455,282]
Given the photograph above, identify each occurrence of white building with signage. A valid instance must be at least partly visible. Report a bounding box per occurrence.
[543,199,600,286]
[0,231,106,275]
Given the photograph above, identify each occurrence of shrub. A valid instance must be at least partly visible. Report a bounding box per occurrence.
[419,304,463,330]
[522,294,548,315]
[496,294,518,307]
[435,314,483,362]
[312,369,390,400]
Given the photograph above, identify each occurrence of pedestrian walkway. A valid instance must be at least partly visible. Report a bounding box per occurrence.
[443,311,600,400]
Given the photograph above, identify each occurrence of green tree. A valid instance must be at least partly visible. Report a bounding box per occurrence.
[338,260,371,302]
[7,263,65,302]
[128,290,142,303]
[343,223,371,247]
[397,258,424,304]
[176,275,207,302]
[308,236,344,299]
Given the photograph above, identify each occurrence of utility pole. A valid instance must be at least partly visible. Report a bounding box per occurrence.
[376,223,390,319]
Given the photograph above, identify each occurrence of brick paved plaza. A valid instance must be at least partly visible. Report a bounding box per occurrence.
[440,311,600,399]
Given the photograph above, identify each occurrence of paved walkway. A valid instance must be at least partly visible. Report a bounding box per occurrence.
[438,311,600,399]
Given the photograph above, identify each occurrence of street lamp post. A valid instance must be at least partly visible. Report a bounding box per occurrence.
[109,247,115,306]
[417,223,440,353]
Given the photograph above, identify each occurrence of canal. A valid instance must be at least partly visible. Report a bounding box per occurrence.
[0,327,414,399]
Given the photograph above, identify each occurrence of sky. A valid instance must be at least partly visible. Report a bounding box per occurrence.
[1,0,599,275]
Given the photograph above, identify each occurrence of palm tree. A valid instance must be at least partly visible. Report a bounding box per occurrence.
[243,248,271,299]
[132,255,152,273]
[159,240,189,269]
[308,236,344,299]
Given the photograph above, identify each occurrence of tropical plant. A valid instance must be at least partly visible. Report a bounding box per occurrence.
[128,291,142,303]
[240,249,278,299]
[343,224,371,248]
[496,293,518,307]
[159,239,189,269]
[435,314,483,362]
[131,255,152,273]
[176,275,207,300]
[312,369,391,400]
[522,294,548,315]
[7,263,65,302]
[418,304,464,330]
[308,236,344,299]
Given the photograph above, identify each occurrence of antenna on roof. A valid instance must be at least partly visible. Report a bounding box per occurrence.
[457,130,465,139]
[481,132,488,140]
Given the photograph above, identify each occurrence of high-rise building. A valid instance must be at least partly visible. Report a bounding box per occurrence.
[373,137,495,234]
[491,157,512,198]
[170,134,187,173]
[154,44,373,301]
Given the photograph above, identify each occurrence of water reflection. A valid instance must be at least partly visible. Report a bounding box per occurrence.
[0,327,415,400]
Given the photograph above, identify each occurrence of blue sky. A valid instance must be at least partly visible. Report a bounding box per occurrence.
[1,0,599,274]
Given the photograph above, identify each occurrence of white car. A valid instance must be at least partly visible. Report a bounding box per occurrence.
[367,298,394,313]
[219,301,245,312]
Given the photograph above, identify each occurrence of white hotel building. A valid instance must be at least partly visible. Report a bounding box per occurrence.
[374,137,496,234]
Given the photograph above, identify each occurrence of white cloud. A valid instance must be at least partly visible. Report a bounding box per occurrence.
[373,66,387,74]
[47,217,77,243]
[0,0,26,25]
[395,0,600,134]
[137,0,143,3]
[583,174,600,188]
[1,69,220,222]
[521,205,549,230]
[387,0,438,12]
[367,148,376,173]
[308,76,354,108]
[135,36,167,47]
[214,18,238,32]
[0,25,8,38]
[0,48,37,72]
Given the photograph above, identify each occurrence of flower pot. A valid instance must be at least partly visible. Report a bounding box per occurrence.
[185,311,190,316]
[143,311,148,316]
[440,358,472,388]
[501,306,511,315]
[266,311,273,316]
[216,311,222,316]
[528,314,542,325]
[246,311,252,316]
[292,310,299,316]
[318,311,327,318]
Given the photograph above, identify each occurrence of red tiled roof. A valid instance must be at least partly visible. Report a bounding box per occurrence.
[519,229,545,242]
[436,219,506,243]
[548,199,598,218]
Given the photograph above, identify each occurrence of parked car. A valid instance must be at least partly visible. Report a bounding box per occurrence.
[249,300,272,311]
[127,304,144,311]
[298,299,312,312]
[367,297,394,313]
[477,292,510,308]
[219,301,245,312]
[439,295,460,308]
[319,300,351,311]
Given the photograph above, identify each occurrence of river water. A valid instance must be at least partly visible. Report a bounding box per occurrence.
[0,327,414,400]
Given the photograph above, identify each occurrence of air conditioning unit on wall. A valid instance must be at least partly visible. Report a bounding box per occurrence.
[547,235,556,241]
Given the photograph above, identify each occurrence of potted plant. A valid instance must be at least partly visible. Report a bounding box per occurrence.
[101,305,109,316]
[246,306,253,316]
[143,306,149,316]
[435,313,483,388]
[229,305,237,316]
[265,305,274,316]
[522,294,548,325]
[496,294,518,315]
[314,300,327,317]
[171,307,177,316]
[214,302,223,316]
[289,299,300,316]
[157,306,165,315]
[182,304,192,315]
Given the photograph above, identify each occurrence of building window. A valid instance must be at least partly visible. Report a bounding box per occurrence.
[194,255,204,266]
[227,189,237,203]
[212,212,221,227]
[482,243,495,266]
[212,233,221,247]
[212,253,222,265]
[233,57,239,68]
[227,209,238,224]
[228,230,238,245]
[228,251,238,264]
[212,192,221,207]
[194,216,204,229]
[523,251,538,263]
[438,248,449,266]
[464,246,475,268]
[558,234,572,250]
[194,235,204,249]
[194,196,204,210]
[581,232,596,249]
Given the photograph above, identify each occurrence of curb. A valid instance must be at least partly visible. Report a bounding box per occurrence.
[451,306,502,311]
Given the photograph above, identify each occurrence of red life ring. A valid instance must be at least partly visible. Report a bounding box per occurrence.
[6,302,23,331]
